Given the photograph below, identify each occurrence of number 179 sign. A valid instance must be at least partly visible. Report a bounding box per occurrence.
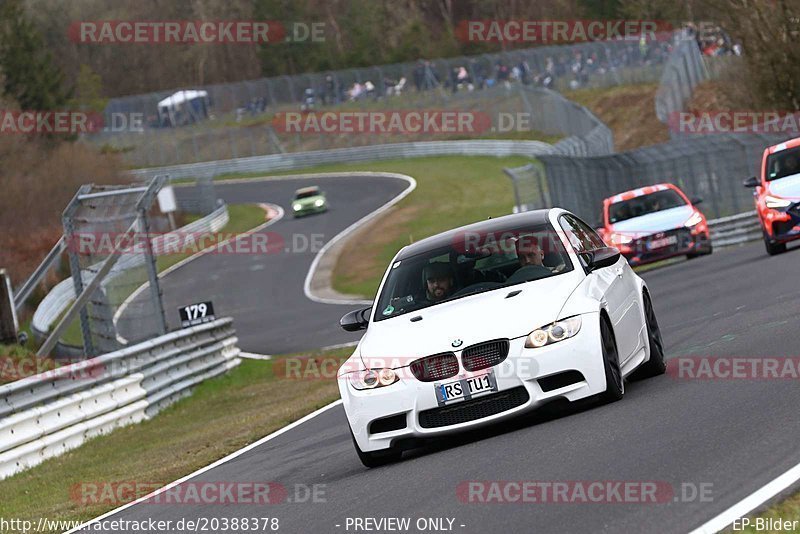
[179,301,215,328]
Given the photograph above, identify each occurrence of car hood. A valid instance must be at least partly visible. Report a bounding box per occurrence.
[767,173,800,200]
[611,205,694,237]
[358,273,580,369]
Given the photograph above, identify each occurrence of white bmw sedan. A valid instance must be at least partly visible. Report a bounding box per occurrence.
[337,208,665,467]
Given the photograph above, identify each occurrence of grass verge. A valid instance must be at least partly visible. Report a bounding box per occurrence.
[564,83,668,151]
[0,347,350,529]
[740,495,800,533]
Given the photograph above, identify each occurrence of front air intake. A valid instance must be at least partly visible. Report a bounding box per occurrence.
[461,339,510,372]
[409,352,459,382]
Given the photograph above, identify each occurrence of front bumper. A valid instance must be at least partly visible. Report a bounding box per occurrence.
[339,315,608,452]
[765,204,800,242]
[293,203,327,217]
[622,228,711,266]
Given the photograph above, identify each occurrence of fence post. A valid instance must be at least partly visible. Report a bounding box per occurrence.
[63,185,95,357]
[137,205,168,337]
[0,269,19,344]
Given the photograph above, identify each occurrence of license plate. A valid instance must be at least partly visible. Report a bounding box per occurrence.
[435,371,498,406]
[647,235,678,250]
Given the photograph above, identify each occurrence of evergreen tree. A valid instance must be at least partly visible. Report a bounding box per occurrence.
[0,0,68,110]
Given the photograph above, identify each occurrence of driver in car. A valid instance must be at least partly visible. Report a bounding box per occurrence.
[513,235,552,276]
[423,262,455,302]
[782,153,799,177]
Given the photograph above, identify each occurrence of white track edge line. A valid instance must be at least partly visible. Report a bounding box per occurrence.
[689,460,800,534]
[238,351,273,360]
[63,399,342,533]
[690,464,800,534]
[191,171,416,306]
[300,172,417,305]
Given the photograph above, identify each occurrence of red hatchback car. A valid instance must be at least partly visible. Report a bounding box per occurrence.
[743,137,800,255]
[597,183,712,266]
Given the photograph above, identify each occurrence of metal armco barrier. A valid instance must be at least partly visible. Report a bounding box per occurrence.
[0,318,240,480]
[708,210,761,247]
[129,139,556,181]
[30,204,230,348]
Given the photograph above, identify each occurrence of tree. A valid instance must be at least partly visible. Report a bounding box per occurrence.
[0,0,68,110]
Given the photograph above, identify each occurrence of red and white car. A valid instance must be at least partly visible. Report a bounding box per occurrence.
[743,137,800,255]
[597,183,712,266]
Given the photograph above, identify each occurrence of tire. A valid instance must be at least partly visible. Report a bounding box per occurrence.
[600,316,624,402]
[687,241,713,259]
[631,292,666,380]
[764,234,787,255]
[350,429,401,468]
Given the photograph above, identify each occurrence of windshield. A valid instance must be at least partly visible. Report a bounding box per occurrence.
[374,223,573,322]
[294,189,319,199]
[608,189,686,224]
[766,146,800,182]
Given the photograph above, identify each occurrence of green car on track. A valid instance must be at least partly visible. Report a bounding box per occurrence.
[291,186,328,217]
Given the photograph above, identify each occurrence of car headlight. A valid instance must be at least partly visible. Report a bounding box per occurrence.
[765,195,791,209]
[525,316,582,348]
[314,199,325,207]
[292,203,302,211]
[684,211,704,227]
[348,368,399,390]
[609,232,633,245]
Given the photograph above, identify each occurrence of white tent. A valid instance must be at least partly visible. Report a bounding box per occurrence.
[157,90,210,126]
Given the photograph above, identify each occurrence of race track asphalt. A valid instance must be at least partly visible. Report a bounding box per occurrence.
[118,174,408,354]
[93,181,800,533]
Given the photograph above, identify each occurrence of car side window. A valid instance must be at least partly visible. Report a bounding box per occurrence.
[558,216,585,252]
[571,216,606,250]
[559,215,604,252]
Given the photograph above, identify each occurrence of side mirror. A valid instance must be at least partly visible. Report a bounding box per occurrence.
[743,176,760,188]
[580,246,621,271]
[340,306,372,332]
[691,197,703,205]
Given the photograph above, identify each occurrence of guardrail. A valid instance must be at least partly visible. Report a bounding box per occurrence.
[30,204,230,346]
[128,139,558,181]
[0,318,239,480]
[708,210,761,247]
